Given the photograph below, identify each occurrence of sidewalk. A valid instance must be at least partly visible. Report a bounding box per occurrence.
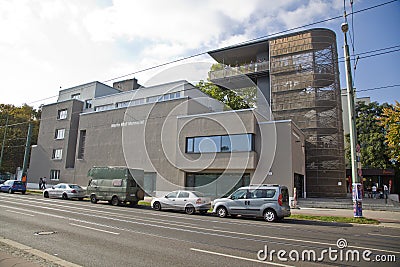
[0,238,80,267]
[0,251,41,267]
[292,207,400,224]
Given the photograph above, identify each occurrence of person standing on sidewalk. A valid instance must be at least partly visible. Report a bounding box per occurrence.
[384,184,389,204]
[372,184,377,199]
[39,177,43,190]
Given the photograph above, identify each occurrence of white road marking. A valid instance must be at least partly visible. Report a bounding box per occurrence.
[368,233,400,238]
[1,198,399,255]
[6,209,35,216]
[190,248,294,267]
[69,223,120,235]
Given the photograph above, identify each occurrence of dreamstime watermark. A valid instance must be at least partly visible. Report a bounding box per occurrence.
[257,238,397,263]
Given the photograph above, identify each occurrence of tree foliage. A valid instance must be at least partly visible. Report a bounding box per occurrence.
[345,101,392,169]
[379,101,400,163]
[196,63,257,110]
[0,104,40,174]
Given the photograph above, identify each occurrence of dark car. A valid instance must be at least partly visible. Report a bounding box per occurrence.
[0,180,26,194]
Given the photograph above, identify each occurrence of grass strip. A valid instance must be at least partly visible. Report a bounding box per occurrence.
[290,214,379,224]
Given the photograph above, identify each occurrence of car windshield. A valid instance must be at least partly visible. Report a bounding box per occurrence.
[192,191,205,197]
[69,185,82,189]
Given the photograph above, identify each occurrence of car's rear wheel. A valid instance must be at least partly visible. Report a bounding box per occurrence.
[43,191,49,198]
[153,201,161,211]
[22,191,26,195]
[8,188,13,194]
[111,196,120,206]
[264,209,277,222]
[216,206,227,218]
[62,193,68,200]
[90,195,98,204]
[185,205,195,215]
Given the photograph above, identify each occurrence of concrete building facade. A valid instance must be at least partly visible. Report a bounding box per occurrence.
[29,80,305,199]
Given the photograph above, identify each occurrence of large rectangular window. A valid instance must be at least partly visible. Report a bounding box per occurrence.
[185,173,250,198]
[57,109,68,120]
[55,129,65,140]
[186,134,253,153]
[77,130,86,159]
[52,149,63,160]
[50,170,60,180]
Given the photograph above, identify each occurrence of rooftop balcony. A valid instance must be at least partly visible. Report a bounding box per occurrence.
[208,60,269,81]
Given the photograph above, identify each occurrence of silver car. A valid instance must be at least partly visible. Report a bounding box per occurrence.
[151,190,211,215]
[212,184,291,222]
[43,183,86,200]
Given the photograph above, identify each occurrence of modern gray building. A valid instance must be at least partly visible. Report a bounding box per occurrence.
[29,78,305,199]
[29,28,346,198]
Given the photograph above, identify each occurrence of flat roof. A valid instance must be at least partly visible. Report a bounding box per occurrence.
[208,28,334,65]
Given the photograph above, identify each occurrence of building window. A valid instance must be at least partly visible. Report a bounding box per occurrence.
[94,104,114,112]
[55,129,65,140]
[132,98,145,106]
[57,109,68,120]
[50,170,60,180]
[52,148,63,160]
[186,134,253,153]
[116,101,130,108]
[77,130,86,159]
[85,99,92,109]
[146,96,160,103]
[71,93,81,99]
[185,173,250,197]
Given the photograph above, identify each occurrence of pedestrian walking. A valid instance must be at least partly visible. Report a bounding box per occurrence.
[39,177,43,190]
[384,184,389,204]
[21,173,27,186]
[42,177,47,189]
[372,184,377,199]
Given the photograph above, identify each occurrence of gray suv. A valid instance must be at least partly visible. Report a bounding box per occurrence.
[212,184,291,222]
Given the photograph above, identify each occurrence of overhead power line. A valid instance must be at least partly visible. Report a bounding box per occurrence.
[357,84,400,93]
[25,0,398,106]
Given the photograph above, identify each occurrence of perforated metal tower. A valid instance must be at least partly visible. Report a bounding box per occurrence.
[208,28,346,197]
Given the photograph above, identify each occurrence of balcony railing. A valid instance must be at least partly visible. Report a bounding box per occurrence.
[209,61,269,80]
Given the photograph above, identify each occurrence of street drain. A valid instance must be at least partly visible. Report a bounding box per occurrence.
[34,231,57,236]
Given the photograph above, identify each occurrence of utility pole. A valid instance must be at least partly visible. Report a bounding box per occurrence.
[342,22,362,217]
[22,123,33,175]
[0,114,9,170]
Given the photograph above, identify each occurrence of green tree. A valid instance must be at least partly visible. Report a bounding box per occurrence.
[0,104,40,174]
[345,101,392,169]
[196,80,254,110]
[379,101,400,163]
[197,63,257,110]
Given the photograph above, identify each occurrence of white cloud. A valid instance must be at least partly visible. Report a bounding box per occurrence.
[0,0,347,108]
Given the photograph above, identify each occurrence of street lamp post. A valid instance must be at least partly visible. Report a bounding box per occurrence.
[342,22,362,217]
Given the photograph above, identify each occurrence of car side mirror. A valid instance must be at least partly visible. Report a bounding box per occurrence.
[164,195,168,199]
[51,186,55,189]
[230,195,236,200]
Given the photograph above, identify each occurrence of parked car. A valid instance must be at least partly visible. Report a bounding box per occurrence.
[87,167,144,206]
[151,190,211,215]
[212,184,291,222]
[0,180,26,194]
[43,183,86,200]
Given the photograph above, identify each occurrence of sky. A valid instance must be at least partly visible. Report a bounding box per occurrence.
[0,0,399,108]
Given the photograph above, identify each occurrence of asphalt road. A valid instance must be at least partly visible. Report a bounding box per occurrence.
[0,193,399,267]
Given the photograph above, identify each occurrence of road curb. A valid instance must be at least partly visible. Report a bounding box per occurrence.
[0,237,81,267]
